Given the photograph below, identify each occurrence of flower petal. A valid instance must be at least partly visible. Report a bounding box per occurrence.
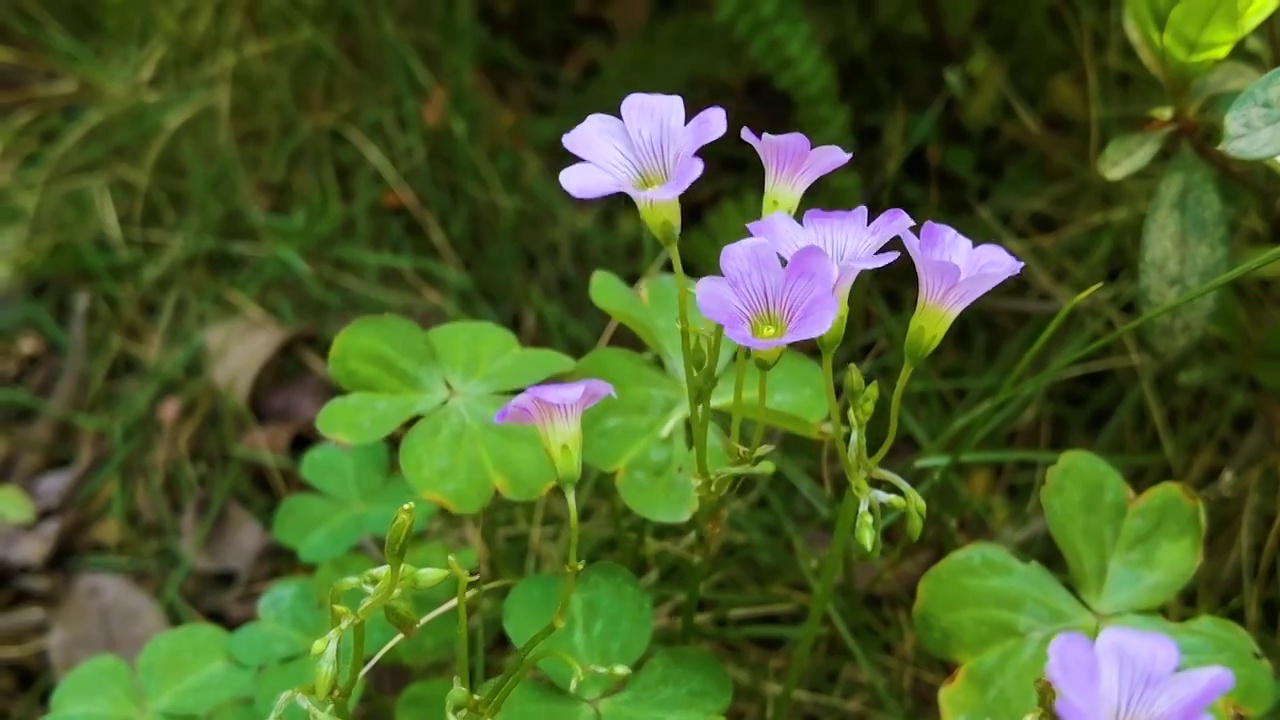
[1046,632,1100,720]
[940,269,1019,314]
[866,208,916,244]
[684,106,727,153]
[719,236,785,314]
[1147,666,1235,720]
[918,221,974,264]
[914,258,963,310]
[494,395,537,424]
[748,211,812,260]
[620,93,686,184]
[1096,626,1181,718]
[962,242,1024,278]
[777,244,838,341]
[638,156,703,200]
[741,129,813,184]
[559,162,625,199]
[562,113,642,184]
[796,143,853,187]
[803,208,869,263]
[695,276,748,339]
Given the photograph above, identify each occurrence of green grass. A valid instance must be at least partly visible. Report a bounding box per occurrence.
[4,0,1279,717]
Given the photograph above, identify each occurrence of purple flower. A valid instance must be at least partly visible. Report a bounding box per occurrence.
[559,93,727,243]
[495,380,616,486]
[1046,626,1234,720]
[694,237,839,355]
[740,128,852,217]
[902,221,1024,362]
[748,207,913,298]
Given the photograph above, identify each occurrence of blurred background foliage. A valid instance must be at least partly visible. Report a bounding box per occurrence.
[2,0,1279,717]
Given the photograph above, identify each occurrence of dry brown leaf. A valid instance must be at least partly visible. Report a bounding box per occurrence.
[180,498,270,580]
[0,517,62,569]
[202,314,295,404]
[25,464,84,514]
[46,572,169,678]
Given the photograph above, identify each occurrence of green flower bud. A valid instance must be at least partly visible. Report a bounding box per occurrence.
[843,362,865,398]
[404,566,451,590]
[854,505,876,553]
[816,304,849,355]
[313,634,339,698]
[384,502,415,566]
[635,197,682,247]
[383,598,419,638]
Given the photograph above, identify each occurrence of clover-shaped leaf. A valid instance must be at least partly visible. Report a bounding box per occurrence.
[395,678,452,720]
[317,316,575,513]
[272,441,425,563]
[912,542,1095,663]
[1041,450,1204,614]
[48,624,254,720]
[935,636,1050,720]
[229,578,326,668]
[1222,66,1280,161]
[502,562,653,700]
[709,351,827,438]
[1113,614,1276,716]
[597,647,733,719]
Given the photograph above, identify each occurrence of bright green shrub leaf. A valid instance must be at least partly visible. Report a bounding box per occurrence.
[598,647,733,720]
[229,578,326,667]
[912,542,1094,662]
[1096,128,1173,181]
[1138,147,1230,356]
[1112,614,1275,715]
[588,272,733,380]
[503,562,653,700]
[138,624,254,716]
[395,678,451,720]
[271,441,424,563]
[1162,0,1277,76]
[1094,481,1203,613]
[1041,450,1131,608]
[936,636,1048,720]
[497,682,595,720]
[576,347,685,472]
[46,655,143,720]
[1191,60,1263,108]
[1222,66,1280,160]
[709,351,827,438]
[319,317,574,513]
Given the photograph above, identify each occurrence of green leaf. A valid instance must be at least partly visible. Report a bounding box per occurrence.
[1138,147,1230,356]
[936,636,1048,720]
[1094,481,1204,613]
[1111,614,1275,716]
[497,682,596,720]
[0,483,36,525]
[575,348,685,473]
[426,321,575,395]
[271,441,424,563]
[1096,128,1174,181]
[229,578,326,667]
[598,647,733,720]
[1041,450,1131,608]
[46,655,143,720]
[1161,0,1278,76]
[1222,66,1280,160]
[615,430,699,524]
[138,624,254,716]
[588,272,733,381]
[503,562,653,700]
[317,315,448,444]
[253,656,310,720]
[709,351,828,438]
[395,678,452,720]
[912,542,1094,663]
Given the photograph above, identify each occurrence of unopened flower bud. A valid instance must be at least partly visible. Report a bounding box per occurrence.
[854,505,876,553]
[843,362,865,398]
[404,566,450,590]
[384,502,415,567]
[383,598,419,638]
[313,634,339,698]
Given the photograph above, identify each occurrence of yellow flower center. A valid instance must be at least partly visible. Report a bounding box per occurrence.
[750,314,786,340]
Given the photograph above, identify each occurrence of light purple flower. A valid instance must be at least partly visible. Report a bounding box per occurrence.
[748,207,913,298]
[903,221,1024,362]
[558,93,726,243]
[1046,626,1234,720]
[694,237,839,352]
[495,380,616,485]
[740,128,852,217]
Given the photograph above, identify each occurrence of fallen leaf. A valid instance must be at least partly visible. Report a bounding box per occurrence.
[203,314,295,404]
[0,517,62,568]
[180,498,271,580]
[46,572,170,678]
[0,483,37,525]
[24,464,85,514]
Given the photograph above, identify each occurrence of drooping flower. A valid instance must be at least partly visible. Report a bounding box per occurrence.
[902,221,1024,363]
[559,93,727,245]
[694,237,838,366]
[494,380,616,486]
[740,128,852,218]
[1046,626,1234,720]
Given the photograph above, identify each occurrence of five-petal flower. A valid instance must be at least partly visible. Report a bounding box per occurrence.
[495,379,616,486]
[740,128,852,217]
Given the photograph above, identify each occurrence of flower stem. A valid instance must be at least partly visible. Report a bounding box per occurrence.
[453,562,471,694]
[772,485,860,720]
[869,364,914,467]
[820,350,863,487]
[746,368,769,457]
[728,348,747,451]
[668,244,708,476]
[480,486,581,714]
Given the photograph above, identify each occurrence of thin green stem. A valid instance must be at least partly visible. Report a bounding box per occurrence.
[668,245,708,476]
[728,348,747,451]
[342,621,365,701]
[746,368,769,456]
[454,565,471,693]
[869,364,914,467]
[771,486,861,720]
[820,350,861,484]
[480,486,581,714]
